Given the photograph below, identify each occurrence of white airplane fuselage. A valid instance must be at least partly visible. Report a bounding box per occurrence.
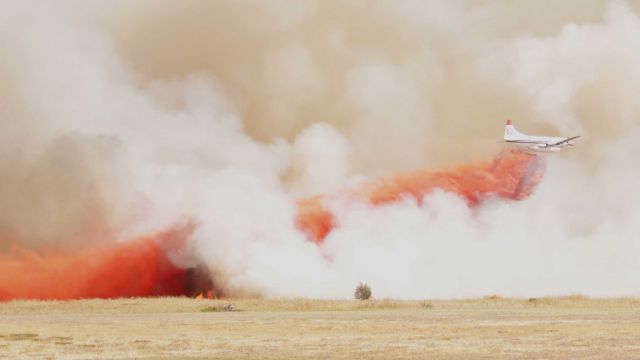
[503,120,578,152]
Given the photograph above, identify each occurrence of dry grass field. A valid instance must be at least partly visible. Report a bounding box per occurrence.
[1,296,639,359]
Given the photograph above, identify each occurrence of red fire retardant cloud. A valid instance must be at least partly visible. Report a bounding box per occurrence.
[296,149,544,242]
[0,149,543,300]
[0,227,192,301]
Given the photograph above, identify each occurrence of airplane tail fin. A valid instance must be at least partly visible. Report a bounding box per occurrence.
[503,119,528,140]
[504,119,516,140]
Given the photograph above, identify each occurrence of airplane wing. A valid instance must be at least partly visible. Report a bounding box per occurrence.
[550,136,581,146]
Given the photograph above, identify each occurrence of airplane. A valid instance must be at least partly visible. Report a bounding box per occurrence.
[503,119,580,152]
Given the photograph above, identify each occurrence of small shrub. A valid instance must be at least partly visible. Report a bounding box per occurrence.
[200,303,236,312]
[354,282,372,300]
[200,306,220,313]
[421,301,433,309]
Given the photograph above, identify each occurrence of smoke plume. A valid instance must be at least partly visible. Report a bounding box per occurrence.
[1,0,640,299]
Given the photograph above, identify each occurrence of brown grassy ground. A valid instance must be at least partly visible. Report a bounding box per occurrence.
[1,296,639,359]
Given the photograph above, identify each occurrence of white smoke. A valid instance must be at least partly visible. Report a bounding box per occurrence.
[1,0,640,298]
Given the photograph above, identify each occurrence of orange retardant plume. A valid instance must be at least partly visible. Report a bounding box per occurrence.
[0,226,193,301]
[0,150,543,301]
[296,149,545,242]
